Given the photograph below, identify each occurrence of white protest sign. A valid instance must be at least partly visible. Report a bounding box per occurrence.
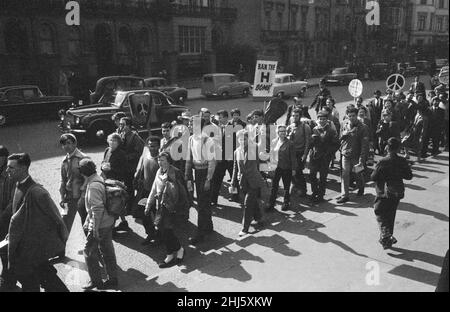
[348,79,363,98]
[386,74,405,92]
[439,66,449,85]
[253,60,278,97]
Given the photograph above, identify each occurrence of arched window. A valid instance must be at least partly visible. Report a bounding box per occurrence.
[211,27,223,50]
[39,23,56,55]
[138,28,150,53]
[118,27,132,65]
[68,27,82,58]
[4,20,29,55]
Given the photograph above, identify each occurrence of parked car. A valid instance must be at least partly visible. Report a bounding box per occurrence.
[435,58,449,72]
[393,62,416,77]
[368,63,390,80]
[60,90,187,142]
[144,77,188,104]
[322,67,358,85]
[414,60,431,75]
[201,73,251,99]
[89,76,145,105]
[0,85,73,126]
[272,73,308,98]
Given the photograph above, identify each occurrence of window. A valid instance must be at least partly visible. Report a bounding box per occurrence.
[438,0,445,8]
[178,26,206,54]
[23,88,38,99]
[420,0,427,4]
[39,23,56,55]
[418,14,427,30]
[437,16,444,31]
[265,11,272,30]
[68,27,82,58]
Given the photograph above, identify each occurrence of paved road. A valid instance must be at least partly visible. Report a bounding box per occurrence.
[0,74,447,292]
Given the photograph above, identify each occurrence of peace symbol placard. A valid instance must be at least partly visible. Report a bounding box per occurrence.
[386,74,405,92]
[348,79,363,98]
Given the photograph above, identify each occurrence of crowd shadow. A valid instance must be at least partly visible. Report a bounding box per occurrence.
[388,263,440,287]
[180,247,263,283]
[237,233,301,257]
[404,184,427,191]
[411,166,445,174]
[398,202,449,222]
[268,215,369,259]
[387,247,445,267]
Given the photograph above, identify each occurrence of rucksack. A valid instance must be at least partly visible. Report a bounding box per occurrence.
[93,179,129,218]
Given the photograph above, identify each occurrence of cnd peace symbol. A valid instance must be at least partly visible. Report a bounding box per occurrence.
[386,74,405,92]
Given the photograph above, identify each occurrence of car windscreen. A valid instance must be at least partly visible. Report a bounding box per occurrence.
[116,79,144,91]
[112,92,127,107]
[332,68,346,74]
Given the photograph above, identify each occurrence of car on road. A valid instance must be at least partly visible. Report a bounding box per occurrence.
[272,73,308,98]
[435,58,449,72]
[414,60,431,75]
[0,85,74,126]
[89,76,145,105]
[322,67,358,85]
[368,63,390,80]
[60,90,187,142]
[201,73,251,99]
[393,62,417,77]
[144,77,188,105]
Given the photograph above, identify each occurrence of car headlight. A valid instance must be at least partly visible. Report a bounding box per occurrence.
[75,117,81,125]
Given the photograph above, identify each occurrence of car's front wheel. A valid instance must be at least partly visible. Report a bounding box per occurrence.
[298,87,307,98]
[221,91,230,99]
[242,88,250,97]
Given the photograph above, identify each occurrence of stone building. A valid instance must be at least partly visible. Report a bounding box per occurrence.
[0,0,237,94]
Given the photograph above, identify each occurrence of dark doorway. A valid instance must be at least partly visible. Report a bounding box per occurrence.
[94,24,114,76]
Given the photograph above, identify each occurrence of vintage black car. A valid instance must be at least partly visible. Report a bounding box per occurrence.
[144,77,188,104]
[322,67,358,85]
[368,63,390,80]
[60,90,188,142]
[89,76,145,105]
[0,85,73,126]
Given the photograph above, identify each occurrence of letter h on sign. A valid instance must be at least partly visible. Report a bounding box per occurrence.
[260,72,271,83]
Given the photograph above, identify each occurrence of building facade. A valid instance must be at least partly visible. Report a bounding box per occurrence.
[408,0,449,59]
[0,0,237,94]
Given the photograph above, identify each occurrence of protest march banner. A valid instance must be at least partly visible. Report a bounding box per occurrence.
[252,60,278,98]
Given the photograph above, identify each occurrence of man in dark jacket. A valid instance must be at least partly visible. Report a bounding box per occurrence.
[428,97,446,156]
[337,107,370,204]
[371,138,412,249]
[310,80,331,116]
[306,111,339,203]
[6,153,69,292]
[0,146,17,292]
[117,117,145,231]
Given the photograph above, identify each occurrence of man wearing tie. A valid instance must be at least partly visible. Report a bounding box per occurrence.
[6,153,69,292]
[367,90,384,154]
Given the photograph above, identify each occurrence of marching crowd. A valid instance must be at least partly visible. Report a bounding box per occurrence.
[0,77,448,292]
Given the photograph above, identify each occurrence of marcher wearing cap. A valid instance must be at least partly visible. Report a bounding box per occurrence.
[305,110,339,203]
